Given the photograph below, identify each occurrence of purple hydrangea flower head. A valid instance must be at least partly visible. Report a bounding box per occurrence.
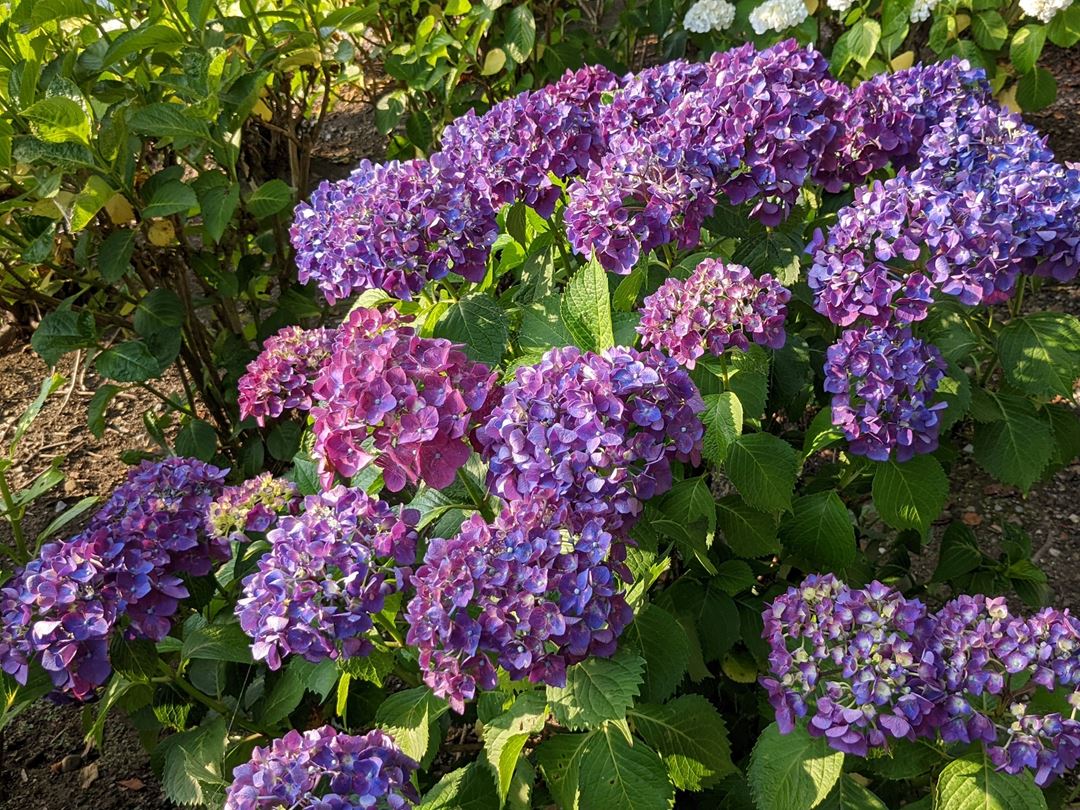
[405,499,633,712]
[476,346,704,533]
[311,326,498,492]
[0,458,226,698]
[823,326,947,462]
[291,157,498,303]
[236,486,418,670]
[594,58,714,140]
[761,574,937,756]
[638,259,790,368]
[224,725,419,809]
[206,472,301,542]
[238,326,337,427]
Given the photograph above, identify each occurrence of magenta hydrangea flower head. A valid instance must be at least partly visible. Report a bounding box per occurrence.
[0,458,226,698]
[236,485,418,670]
[238,326,337,427]
[761,574,937,757]
[638,259,790,368]
[823,326,947,462]
[405,499,633,712]
[311,325,498,492]
[476,346,704,533]
[224,726,419,809]
[206,472,300,542]
[291,156,498,303]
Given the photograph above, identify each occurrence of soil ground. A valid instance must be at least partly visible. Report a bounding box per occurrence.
[1,43,1079,810]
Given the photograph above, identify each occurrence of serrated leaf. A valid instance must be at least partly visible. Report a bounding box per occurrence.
[161,717,227,807]
[623,604,690,703]
[1016,66,1056,111]
[481,691,547,803]
[70,175,113,232]
[504,4,536,63]
[872,455,948,536]
[997,312,1080,398]
[420,763,501,809]
[748,723,844,810]
[260,659,307,726]
[702,392,743,464]
[519,296,573,353]
[714,559,756,595]
[535,732,591,810]
[780,491,856,569]
[657,476,717,572]
[972,10,1008,49]
[803,407,844,457]
[22,96,89,144]
[198,181,240,243]
[833,19,881,72]
[631,695,736,791]
[578,724,674,810]
[435,294,509,366]
[246,179,293,219]
[181,622,253,664]
[134,289,185,337]
[95,339,166,382]
[971,393,1054,493]
[99,229,136,283]
[818,775,888,810]
[934,752,1046,810]
[143,180,197,218]
[716,495,780,557]
[561,256,614,352]
[32,309,98,366]
[1010,24,1046,74]
[1048,4,1080,46]
[725,433,798,514]
[109,636,159,682]
[374,686,449,763]
[932,522,983,582]
[548,651,644,730]
[128,102,209,147]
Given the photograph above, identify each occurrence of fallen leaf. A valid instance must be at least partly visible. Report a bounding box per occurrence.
[78,761,99,789]
[118,777,145,791]
[961,512,982,526]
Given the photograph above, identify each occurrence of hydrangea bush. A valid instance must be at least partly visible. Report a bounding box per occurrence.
[2,39,1079,810]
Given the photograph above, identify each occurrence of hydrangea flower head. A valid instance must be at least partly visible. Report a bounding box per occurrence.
[406,500,633,712]
[638,259,790,368]
[477,346,704,533]
[224,726,419,809]
[823,326,947,462]
[238,326,337,427]
[236,486,418,670]
[206,472,300,542]
[683,0,736,32]
[748,0,809,35]
[311,326,498,492]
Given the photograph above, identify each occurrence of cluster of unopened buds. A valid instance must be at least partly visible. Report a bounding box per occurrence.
[763,575,1080,785]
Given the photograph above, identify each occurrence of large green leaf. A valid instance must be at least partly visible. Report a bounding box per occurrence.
[972,10,1008,49]
[435,294,509,366]
[780,491,856,569]
[657,476,717,572]
[934,753,1046,810]
[98,229,136,282]
[481,692,547,803]
[31,308,97,366]
[1048,4,1080,46]
[971,391,1054,492]
[22,96,89,144]
[128,102,210,147]
[420,764,500,809]
[142,180,197,219]
[577,724,674,810]
[1016,66,1056,111]
[504,4,536,63]
[1010,24,1047,74]
[932,522,983,582]
[374,686,449,764]
[630,695,736,791]
[997,312,1080,398]
[535,732,591,810]
[259,659,308,726]
[548,651,644,730]
[702,391,743,465]
[725,433,799,514]
[871,455,948,536]
[833,19,881,73]
[180,621,253,664]
[748,723,844,810]
[95,339,167,382]
[561,256,614,352]
[246,179,293,219]
[716,495,780,557]
[623,604,690,703]
[519,296,573,353]
[818,775,888,810]
[134,289,185,337]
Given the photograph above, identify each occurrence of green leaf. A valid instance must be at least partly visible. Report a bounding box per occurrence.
[833,19,881,72]
[1016,66,1057,111]
[803,407,844,457]
[260,660,307,726]
[613,264,647,312]
[1048,4,1080,46]
[32,308,97,366]
[972,10,1008,49]
[134,289,185,337]
[548,651,644,730]
[716,495,780,557]
[339,649,394,687]
[374,686,449,763]
[657,476,717,572]
[725,433,799,514]
[181,622,253,664]
[623,604,690,703]
[70,175,113,232]
[86,383,120,439]
[160,717,227,807]
[481,692,547,803]
[818,775,888,810]
[22,97,89,144]
[143,180,197,219]
[435,294,509,366]
[702,392,743,465]
[420,764,501,809]
[932,522,984,582]
[175,418,217,462]
[102,24,184,69]
[109,636,159,682]
[997,312,1080,398]
[128,102,210,147]
[519,296,573,353]
[748,723,844,810]
[246,179,293,219]
[578,724,674,810]
[934,752,1046,810]
[504,4,536,63]
[1010,24,1046,74]
[725,346,771,419]
[871,456,948,536]
[780,491,856,569]
[35,495,98,544]
[95,339,166,382]
[631,695,736,791]
[730,226,802,285]
[535,732,591,810]
[561,256,614,352]
[971,392,1054,493]
[197,181,240,244]
[98,229,135,282]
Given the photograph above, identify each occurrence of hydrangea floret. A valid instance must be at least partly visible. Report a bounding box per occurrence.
[238,325,337,427]
[206,472,300,542]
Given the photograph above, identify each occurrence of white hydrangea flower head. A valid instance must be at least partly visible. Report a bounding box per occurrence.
[826,0,856,13]
[683,0,737,32]
[748,0,809,34]
[1019,0,1073,22]
[909,0,942,22]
